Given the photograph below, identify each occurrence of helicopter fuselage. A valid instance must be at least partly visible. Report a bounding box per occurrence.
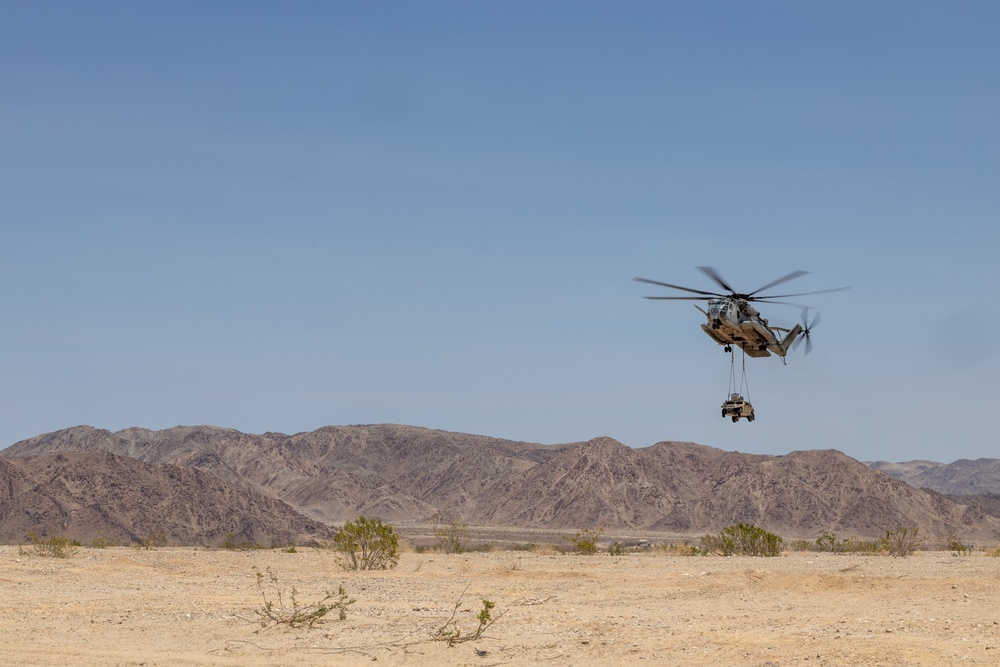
[700,298,802,358]
[634,267,845,361]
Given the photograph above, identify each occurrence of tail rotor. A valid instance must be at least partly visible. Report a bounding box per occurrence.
[793,309,821,355]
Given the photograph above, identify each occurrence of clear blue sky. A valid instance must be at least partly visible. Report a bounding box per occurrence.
[2,2,998,462]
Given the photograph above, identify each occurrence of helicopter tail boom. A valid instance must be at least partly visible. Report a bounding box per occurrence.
[777,324,803,356]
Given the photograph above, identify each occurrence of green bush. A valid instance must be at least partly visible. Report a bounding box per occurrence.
[880,526,924,557]
[814,531,884,555]
[19,531,79,558]
[787,539,814,552]
[433,514,469,554]
[946,535,971,556]
[815,531,839,552]
[840,536,881,554]
[562,529,603,555]
[701,523,783,557]
[332,516,400,570]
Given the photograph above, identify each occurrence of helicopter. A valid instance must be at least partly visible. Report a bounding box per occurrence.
[634,266,849,362]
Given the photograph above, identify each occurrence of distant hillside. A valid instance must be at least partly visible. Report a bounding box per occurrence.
[0,450,333,546]
[868,458,1000,495]
[6,424,998,541]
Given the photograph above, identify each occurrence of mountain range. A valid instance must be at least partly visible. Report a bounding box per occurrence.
[867,458,1000,495]
[0,449,332,546]
[3,424,998,545]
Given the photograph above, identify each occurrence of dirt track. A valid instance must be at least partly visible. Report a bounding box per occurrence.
[2,545,999,666]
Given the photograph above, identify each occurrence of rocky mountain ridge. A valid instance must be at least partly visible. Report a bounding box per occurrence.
[0,449,332,546]
[5,424,998,542]
[867,458,1000,496]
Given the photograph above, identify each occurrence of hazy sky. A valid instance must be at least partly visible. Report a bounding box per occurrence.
[3,2,998,462]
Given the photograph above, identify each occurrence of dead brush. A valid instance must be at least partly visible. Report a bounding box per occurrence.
[434,583,506,647]
[253,566,354,629]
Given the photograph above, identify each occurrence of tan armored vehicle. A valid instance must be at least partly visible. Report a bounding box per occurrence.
[722,393,755,422]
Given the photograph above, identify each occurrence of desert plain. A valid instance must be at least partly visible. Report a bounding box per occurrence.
[2,544,999,667]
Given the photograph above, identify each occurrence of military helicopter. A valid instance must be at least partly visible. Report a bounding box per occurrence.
[634,266,849,362]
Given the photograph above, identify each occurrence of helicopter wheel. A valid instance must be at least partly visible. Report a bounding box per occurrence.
[731,416,739,423]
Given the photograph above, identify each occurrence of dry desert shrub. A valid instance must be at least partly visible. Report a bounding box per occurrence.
[133,532,168,550]
[814,531,883,554]
[432,513,470,554]
[434,584,506,647]
[608,541,627,556]
[655,542,703,556]
[222,533,268,550]
[946,535,972,555]
[19,532,79,558]
[562,528,603,555]
[90,534,121,549]
[880,526,925,557]
[787,539,815,552]
[253,566,354,628]
[527,543,561,555]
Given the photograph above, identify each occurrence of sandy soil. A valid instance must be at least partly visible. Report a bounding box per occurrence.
[2,545,999,666]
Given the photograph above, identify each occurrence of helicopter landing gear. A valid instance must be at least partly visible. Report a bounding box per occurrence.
[723,345,732,353]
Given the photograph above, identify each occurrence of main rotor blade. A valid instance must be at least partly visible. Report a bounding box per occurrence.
[696,266,735,293]
[632,277,722,297]
[752,298,812,309]
[642,295,711,300]
[748,270,809,296]
[754,286,851,299]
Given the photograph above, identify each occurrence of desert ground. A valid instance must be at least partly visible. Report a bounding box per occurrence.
[2,544,999,666]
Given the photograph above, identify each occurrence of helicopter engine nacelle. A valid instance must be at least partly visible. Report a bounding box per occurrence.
[739,319,772,341]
